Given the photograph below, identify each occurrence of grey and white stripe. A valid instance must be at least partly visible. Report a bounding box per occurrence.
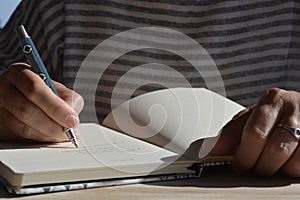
[1,0,299,122]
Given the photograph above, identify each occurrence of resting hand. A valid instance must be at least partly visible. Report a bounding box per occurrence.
[212,88,300,177]
[0,63,84,143]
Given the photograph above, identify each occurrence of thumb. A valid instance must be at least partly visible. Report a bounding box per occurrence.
[208,105,255,156]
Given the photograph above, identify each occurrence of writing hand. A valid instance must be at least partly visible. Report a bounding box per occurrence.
[0,63,84,143]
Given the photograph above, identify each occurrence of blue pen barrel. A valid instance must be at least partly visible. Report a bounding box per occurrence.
[16,25,59,95]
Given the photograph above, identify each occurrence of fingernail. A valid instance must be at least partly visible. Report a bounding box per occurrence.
[65,114,80,128]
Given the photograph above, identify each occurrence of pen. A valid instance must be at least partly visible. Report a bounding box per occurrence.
[16,25,79,148]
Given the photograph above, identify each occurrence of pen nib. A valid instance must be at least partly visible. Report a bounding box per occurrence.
[74,141,79,148]
[64,128,79,148]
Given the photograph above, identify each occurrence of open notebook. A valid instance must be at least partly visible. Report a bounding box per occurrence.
[0,88,244,194]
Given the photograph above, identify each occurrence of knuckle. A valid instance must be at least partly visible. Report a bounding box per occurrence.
[286,117,300,128]
[15,103,35,122]
[7,64,43,101]
[21,125,33,140]
[22,78,43,100]
[6,63,30,81]
[278,142,294,155]
[252,126,269,140]
[260,88,283,105]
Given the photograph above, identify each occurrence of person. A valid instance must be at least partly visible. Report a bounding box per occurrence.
[0,0,300,178]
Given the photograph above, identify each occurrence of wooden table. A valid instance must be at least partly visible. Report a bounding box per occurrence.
[1,166,300,200]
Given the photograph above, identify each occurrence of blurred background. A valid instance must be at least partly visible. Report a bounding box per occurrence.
[0,0,21,28]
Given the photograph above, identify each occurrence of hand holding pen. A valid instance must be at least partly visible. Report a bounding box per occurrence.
[0,26,83,144]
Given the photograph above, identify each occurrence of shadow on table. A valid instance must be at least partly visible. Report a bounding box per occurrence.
[146,164,300,188]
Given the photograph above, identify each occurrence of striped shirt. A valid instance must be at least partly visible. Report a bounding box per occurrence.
[1,0,300,123]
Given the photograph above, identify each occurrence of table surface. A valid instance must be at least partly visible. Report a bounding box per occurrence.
[1,166,300,200]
